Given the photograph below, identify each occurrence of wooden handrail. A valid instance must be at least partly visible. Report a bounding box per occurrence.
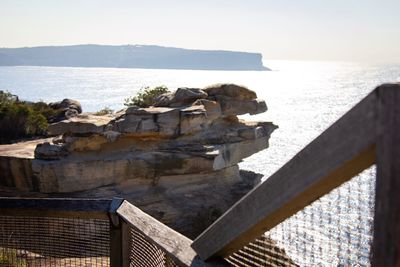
[192,84,400,261]
[116,200,229,267]
[1,83,398,266]
[371,84,400,266]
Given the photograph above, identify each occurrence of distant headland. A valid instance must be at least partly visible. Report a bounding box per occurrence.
[0,44,269,71]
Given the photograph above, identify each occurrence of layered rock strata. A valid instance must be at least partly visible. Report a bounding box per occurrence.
[0,84,277,237]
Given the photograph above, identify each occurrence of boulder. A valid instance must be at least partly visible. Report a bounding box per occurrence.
[34,142,68,160]
[154,87,207,107]
[204,84,257,101]
[64,109,78,119]
[49,99,82,113]
[216,96,267,116]
[48,98,83,122]
[48,114,112,135]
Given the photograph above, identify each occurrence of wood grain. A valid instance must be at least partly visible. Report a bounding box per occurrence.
[116,200,229,267]
[192,88,379,260]
[372,83,400,266]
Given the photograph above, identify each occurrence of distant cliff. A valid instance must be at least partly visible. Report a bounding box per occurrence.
[0,44,269,71]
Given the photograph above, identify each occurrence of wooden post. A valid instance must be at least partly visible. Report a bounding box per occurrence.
[192,90,378,260]
[116,200,230,267]
[121,221,131,267]
[109,197,124,267]
[372,83,400,266]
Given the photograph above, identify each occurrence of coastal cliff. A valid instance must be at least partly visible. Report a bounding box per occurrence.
[0,44,269,71]
[0,84,277,237]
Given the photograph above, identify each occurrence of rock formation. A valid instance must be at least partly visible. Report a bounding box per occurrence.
[48,98,82,121]
[0,84,277,237]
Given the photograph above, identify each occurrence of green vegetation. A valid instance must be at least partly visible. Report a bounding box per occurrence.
[124,86,169,108]
[94,106,114,116]
[0,249,26,267]
[0,91,60,143]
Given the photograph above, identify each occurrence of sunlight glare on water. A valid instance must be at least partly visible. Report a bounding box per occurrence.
[0,61,399,266]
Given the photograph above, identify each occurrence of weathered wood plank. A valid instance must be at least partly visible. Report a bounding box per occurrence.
[116,200,230,267]
[109,217,122,267]
[192,88,379,260]
[0,197,112,219]
[109,197,124,267]
[121,221,131,267]
[372,83,400,266]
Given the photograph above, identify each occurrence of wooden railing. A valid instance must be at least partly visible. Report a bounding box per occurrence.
[115,200,228,267]
[1,83,399,266]
[191,83,400,266]
[0,197,229,267]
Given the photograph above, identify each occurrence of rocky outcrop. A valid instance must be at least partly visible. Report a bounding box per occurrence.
[0,84,277,237]
[48,98,82,121]
[154,87,208,107]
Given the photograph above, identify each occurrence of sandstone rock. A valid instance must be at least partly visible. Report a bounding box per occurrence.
[49,99,82,113]
[180,105,209,135]
[154,87,207,107]
[48,98,82,121]
[213,136,271,170]
[64,135,109,152]
[34,142,68,160]
[0,83,277,238]
[112,115,141,133]
[239,125,269,140]
[102,131,121,142]
[114,107,180,136]
[64,109,78,119]
[48,114,112,135]
[204,84,257,101]
[216,96,267,115]
[156,108,180,136]
[192,99,222,121]
[126,106,172,115]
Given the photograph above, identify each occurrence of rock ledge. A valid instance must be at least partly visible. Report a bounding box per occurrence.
[0,84,277,237]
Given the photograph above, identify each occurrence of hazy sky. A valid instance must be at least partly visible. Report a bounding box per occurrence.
[1,0,399,63]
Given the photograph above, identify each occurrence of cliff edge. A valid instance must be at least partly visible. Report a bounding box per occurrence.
[0,44,269,71]
[0,83,277,237]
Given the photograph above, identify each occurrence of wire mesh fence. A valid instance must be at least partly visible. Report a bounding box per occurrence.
[227,166,376,267]
[127,225,178,267]
[0,216,110,267]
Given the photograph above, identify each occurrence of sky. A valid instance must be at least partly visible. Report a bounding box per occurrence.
[1,0,400,63]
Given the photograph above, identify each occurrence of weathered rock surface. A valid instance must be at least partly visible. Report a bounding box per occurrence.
[49,98,82,114]
[48,98,82,121]
[48,114,113,135]
[154,87,208,107]
[204,83,257,100]
[0,83,277,237]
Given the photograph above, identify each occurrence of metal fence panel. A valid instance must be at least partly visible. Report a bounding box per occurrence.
[227,166,375,266]
[0,216,110,267]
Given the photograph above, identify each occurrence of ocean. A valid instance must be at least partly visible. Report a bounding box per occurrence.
[0,61,399,266]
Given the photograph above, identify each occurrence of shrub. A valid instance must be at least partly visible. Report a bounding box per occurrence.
[0,249,26,267]
[31,101,62,122]
[94,106,114,116]
[0,91,50,143]
[124,86,169,108]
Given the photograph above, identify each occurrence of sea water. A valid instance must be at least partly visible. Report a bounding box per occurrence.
[0,61,399,266]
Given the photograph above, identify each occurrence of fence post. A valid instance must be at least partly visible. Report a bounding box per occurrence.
[121,220,131,267]
[372,84,400,266]
[109,197,124,267]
